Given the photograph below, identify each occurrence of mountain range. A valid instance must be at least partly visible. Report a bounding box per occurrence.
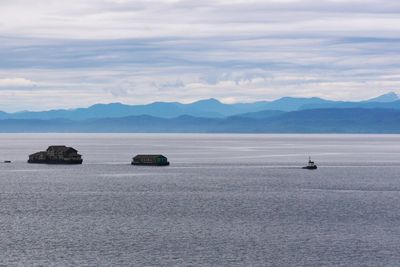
[0,92,399,133]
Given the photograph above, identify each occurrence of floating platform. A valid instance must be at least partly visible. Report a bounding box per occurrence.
[28,145,83,165]
[131,154,170,166]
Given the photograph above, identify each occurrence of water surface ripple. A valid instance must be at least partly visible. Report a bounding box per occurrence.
[1,134,400,266]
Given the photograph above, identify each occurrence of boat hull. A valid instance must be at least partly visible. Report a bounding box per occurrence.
[28,159,83,164]
[131,162,170,166]
[302,166,317,170]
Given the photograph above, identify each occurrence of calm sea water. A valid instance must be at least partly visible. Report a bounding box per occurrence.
[1,134,400,266]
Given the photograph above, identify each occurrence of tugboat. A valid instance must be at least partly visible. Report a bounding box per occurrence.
[302,157,317,170]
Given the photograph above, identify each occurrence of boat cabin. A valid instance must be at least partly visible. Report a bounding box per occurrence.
[132,154,170,166]
[28,145,82,164]
[303,157,317,169]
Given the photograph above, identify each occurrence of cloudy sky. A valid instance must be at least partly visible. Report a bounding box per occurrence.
[1,0,400,111]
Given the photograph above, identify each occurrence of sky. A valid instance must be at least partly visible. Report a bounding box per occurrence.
[1,0,400,111]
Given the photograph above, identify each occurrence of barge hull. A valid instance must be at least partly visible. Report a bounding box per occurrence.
[28,159,83,164]
[131,162,169,166]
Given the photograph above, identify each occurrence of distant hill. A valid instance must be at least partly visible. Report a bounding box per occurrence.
[0,96,381,120]
[1,97,321,120]
[1,108,400,133]
[0,99,263,120]
[255,97,337,111]
[301,100,400,110]
[265,108,400,133]
[365,92,399,103]
[230,110,285,119]
[0,92,399,123]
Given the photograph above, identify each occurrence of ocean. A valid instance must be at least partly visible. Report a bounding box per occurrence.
[1,134,400,266]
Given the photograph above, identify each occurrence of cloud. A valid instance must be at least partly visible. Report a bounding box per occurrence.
[0,77,36,87]
[0,0,400,111]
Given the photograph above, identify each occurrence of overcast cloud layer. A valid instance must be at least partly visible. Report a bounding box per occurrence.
[1,0,400,111]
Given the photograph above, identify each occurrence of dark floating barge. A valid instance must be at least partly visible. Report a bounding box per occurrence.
[302,157,317,170]
[131,154,170,166]
[28,145,83,164]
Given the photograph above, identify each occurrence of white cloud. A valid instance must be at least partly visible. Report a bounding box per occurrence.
[0,78,36,87]
[0,0,400,110]
[1,0,400,39]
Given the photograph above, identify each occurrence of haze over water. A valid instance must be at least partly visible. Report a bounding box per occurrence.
[1,134,400,266]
